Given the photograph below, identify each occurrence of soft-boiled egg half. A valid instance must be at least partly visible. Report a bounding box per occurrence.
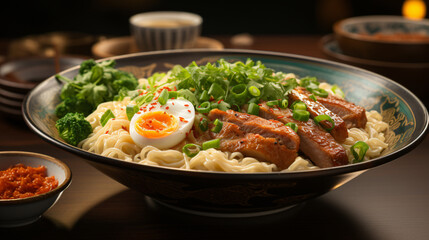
[129,99,195,149]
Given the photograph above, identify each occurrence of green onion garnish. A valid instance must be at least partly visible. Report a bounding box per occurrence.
[310,88,329,98]
[158,89,169,105]
[168,91,178,99]
[100,109,115,127]
[196,101,211,113]
[314,114,335,131]
[199,90,209,102]
[309,94,317,101]
[248,98,259,104]
[331,85,345,98]
[208,83,225,99]
[248,86,261,97]
[266,100,279,107]
[182,143,201,157]
[211,119,223,133]
[280,99,288,109]
[202,139,220,150]
[126,104,139,121]
[199,118,209,132]
[293,110,310,122]
[285,122,298,132]
[231,84,248,102]
[292,101,307,111]
[247,102,260,115]
[351,141,369,163]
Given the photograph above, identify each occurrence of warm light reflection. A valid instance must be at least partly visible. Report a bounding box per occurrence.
[402,0,427,20]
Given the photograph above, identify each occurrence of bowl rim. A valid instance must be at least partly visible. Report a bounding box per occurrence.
[21,49,429,179]
[333,15,429,44]
[0,151,72,205]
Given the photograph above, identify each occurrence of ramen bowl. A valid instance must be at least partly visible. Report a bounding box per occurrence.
[22,49,428,216]
[333,15,429,62]
[0,151,72,227]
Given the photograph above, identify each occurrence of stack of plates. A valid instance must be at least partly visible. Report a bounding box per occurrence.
[320,34,429,105]
[0,57,85,119]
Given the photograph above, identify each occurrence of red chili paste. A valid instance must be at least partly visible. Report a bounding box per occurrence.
[0,164,59,200]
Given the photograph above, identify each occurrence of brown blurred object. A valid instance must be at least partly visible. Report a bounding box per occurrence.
[7,32,99,59]
[92,36,224,59]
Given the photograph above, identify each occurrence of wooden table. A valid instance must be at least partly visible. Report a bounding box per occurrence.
[1,35,429,240]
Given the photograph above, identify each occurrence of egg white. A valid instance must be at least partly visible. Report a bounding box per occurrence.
[129,99,195,149]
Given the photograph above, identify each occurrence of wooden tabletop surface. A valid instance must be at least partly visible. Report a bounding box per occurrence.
[1,35,428,240]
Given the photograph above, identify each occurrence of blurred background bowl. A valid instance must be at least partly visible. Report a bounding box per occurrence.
[129,11,202,52]
[0,151,72,227]
[0,56,85,118]
[333,15,429,63]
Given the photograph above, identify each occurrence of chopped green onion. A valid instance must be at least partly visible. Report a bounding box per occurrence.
[211,119,223,133]
[285,122,298,132]
[248,98,259,104]
[182,144,201,157]
[331,85,345,98]
[293,110,310,122]
[196,101,211,113]
[158,89,169,105]
[230,84,248,102]
[292,101,307,111]
[199,90,209,102]
[168,91,178,99]
[309,94,317,101]
[310,88,329,98]
[314,114,335,131]
[280,99,288,109]
[100,109,115,127]
[351,141,369,163]
[247,102,260,115]
[248,86,261,97]
[266,100,279,107]
[126,104,139,121]
[217,100,231,111]
[208,83,225,99]
[202,139,220,150]
[199,118,209,132]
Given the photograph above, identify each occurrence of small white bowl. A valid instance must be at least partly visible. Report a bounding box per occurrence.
[0,151,72,227]
[129,11,202,52]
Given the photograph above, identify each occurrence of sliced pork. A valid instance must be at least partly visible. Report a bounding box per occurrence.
[208,109,300,169]
[315,93,367,129]
[258,102,349,168]
[289,87,348,143]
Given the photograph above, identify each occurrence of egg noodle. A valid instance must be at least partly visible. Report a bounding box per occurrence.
[78,81,389,173]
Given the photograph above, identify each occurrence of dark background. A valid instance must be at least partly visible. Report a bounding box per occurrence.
[0,0,418,39]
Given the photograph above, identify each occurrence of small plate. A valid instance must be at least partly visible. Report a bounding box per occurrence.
[92,36,224,59]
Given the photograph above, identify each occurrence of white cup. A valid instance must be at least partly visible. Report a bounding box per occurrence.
[130,11,203,52]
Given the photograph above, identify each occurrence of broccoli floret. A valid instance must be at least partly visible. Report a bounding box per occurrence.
[55,97,94,118]
[55,113,92,146]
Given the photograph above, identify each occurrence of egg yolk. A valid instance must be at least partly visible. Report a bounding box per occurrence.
[135,111,179,138]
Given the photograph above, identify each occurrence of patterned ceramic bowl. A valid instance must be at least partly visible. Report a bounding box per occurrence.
[334,15,429,62]
[129,11,202,52]
[22,49,428,217]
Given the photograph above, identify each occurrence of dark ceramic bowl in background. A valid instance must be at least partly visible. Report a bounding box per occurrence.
[333,15,429,63]
[22,49,428,216]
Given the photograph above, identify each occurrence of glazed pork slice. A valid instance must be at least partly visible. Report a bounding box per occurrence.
[289,87,348,143]
[315,93,367,129]
[208,109,300,151]
[209,121,299,169]
[258,102,349,168]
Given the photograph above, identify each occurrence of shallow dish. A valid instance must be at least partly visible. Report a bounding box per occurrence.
[320,34,429,104]
[333,15,429,62]
[22,49,428,216]
[0,151,72,227]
